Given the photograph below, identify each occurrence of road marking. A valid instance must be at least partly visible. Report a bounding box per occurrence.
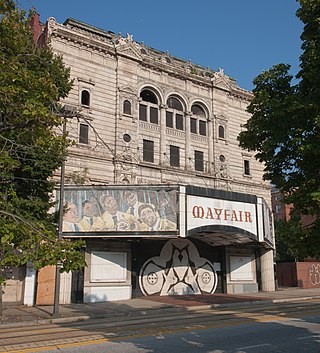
[237,343,272,349]
[297,335,319,340]
[1,338,110,353]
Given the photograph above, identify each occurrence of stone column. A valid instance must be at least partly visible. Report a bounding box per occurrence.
[260,248,276,292]
[208,117,214,173]
[160,104,167,165]
[185,111,192,170]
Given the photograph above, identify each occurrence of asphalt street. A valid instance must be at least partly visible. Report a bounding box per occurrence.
[1,298,320,353]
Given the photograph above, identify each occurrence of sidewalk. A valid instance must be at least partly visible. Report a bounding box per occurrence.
[1,287,319,327]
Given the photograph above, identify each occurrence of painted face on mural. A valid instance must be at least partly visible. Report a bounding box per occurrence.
[82,200,95,217]
[64,202,79,223]
[123,191,138,206]
[103,195,118,215]
[139,205,157,227]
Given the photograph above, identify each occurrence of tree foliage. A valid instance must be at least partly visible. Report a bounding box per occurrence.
[0,0,85,283]
[238,0,320,258]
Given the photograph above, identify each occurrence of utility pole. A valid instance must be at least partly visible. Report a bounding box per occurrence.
[53,117,66,317]
[52,105,78,317]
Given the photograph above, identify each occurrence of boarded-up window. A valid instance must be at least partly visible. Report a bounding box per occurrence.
[90,251,127,282]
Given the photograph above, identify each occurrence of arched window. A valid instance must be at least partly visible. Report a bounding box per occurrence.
[123,100,132,115]
[218,125,225,139]
[191,104,207,136]
[81,89,90,106]
[166,96,184,130]
[139,89,159,124]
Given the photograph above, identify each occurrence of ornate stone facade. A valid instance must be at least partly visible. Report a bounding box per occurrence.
[26,17,276,304]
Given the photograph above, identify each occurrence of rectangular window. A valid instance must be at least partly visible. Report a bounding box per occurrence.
[195,150,204,172]
[244,160,250,175]
[139,104,147,121]
[150,107,158,124]
[176,114,184,130]
[199,120,207,136]
[143,139,154,163]
[276,205,282,214]
[166,111,173,128]
[190,118,197,133]
[79,123,89,144]
[170,145,180,167]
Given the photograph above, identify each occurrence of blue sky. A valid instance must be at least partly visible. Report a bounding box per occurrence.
[21,0,303,91]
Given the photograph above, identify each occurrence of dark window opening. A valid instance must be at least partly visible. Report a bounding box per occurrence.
[167,97,183,111]
[140,89,158,104]
[123,134,131,143]
[170,145,180,167]
[191,104,205,118]
[143,139,154,163]
[79,123,89,144]
[166,111,173,128]
[123,100,132,115]
[139,104,147,121]
[176,114,184,130]
[195,150,204,172]
[150,107,158,124]
[219,125,225,139]
[244,160,250,175]
[190,118,197,134]
[199,120,207,136]
[81,90,90,106]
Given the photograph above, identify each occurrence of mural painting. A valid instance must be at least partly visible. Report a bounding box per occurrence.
[59,186,178,234]
[139,239,218,296]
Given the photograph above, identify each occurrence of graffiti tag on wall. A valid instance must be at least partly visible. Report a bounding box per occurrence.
[309,264,320,286]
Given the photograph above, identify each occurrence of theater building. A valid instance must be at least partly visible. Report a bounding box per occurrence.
[25,16,275,305]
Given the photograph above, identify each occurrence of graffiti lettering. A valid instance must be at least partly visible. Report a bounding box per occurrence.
[309,264,320,286]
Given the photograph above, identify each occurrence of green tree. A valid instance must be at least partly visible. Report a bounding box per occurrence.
[238,0,320,258]
[0,0,85,286]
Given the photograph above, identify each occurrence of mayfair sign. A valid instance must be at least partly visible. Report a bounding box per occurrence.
[187,195,257,236]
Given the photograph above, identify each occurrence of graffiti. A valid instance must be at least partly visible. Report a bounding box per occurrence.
[139,239,218,296]
[309,264,320,286]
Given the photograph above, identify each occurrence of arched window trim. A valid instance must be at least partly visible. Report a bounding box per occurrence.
[123,100,132,115]
[166,95,185,131]
[139,88,160,125]
[218,125,225,139]
[191,103,207,136]
[81,89,90,106]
